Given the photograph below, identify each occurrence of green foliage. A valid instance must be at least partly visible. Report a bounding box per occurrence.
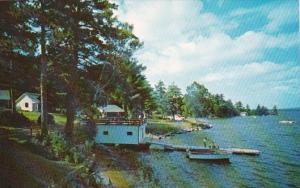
[147,119,180,135]
[0,111,31,127]
[235,101,245,112]
[184,82,239,118]
[153,80,169,117]
[46,131,95,165]
[152,81,184,119]
[83,140,95,154]
[48,132,69,158]
[165,83,184,119]
[185,82,210,117]
[255,105,269,116]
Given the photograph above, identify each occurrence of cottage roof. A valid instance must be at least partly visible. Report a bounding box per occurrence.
[16,92,40,103]
[99,105,125,113]
[0,90,10,100]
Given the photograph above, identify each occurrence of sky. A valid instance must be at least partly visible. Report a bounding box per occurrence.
[115,0,300,109]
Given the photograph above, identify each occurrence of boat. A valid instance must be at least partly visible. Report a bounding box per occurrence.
[186,150,230,163]
[223,148,260,156]
[279,120,295,124]
[164,145,175,151]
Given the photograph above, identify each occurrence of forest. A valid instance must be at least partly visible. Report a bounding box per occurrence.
[152,81,278,119]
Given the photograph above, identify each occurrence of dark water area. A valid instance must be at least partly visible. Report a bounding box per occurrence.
[139,109,300,187]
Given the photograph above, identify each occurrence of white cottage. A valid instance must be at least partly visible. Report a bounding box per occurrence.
[95,105,147,145]
[16,92,40,112]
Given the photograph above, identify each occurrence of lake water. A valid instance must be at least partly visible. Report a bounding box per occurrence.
[140,109,300,187]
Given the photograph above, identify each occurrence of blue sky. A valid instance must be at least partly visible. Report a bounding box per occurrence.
[115,0,299,109]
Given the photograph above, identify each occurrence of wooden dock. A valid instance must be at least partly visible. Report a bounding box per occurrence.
[147,141,260,156]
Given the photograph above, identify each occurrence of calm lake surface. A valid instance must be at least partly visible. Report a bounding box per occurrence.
[140,109,300,187]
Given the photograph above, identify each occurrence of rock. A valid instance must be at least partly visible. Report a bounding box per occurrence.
[95,171,111,186]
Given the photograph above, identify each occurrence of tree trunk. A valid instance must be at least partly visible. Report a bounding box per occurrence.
[9,88,15,113]
[9,60,15,113]
[65,90,75,138]
[40,0,48,138]
[64,2,80,139]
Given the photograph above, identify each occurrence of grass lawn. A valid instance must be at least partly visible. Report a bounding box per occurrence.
[50,112,67,125]
[19,111,40,122]
[147,118,196,135]
[105,170,132,188]
[20,111,67,125]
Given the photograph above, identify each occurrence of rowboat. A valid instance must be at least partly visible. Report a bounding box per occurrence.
[186,150,230,162]
[279,120,295,124]
[223,148,260,155]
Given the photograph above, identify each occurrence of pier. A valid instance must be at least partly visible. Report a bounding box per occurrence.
[146,141,260,156]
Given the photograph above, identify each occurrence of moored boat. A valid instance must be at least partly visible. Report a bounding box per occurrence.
[279,120,295,124]
[186,150,230,163]
[223,148,260,155]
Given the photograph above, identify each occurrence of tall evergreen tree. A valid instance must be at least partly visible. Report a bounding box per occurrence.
[153,80,168,117]
[166,83,183,120]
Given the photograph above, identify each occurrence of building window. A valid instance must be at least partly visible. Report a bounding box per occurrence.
[103,131,108,135]
[127,131,133,136]
[25,103,29,108]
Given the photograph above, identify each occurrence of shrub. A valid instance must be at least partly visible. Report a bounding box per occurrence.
[83,140,94,154]
[72,150,81,164]
[37,113,55,125]
[0,111,31,127]
[48,131,69,158]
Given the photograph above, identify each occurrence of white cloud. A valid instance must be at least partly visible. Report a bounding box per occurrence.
[264,2,299,32]
[200,61,297,82]
[115,0,300,108]
[116,0,298,75]
[139,31,297,81]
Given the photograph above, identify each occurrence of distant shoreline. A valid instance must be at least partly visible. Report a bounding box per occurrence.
[279,107,300,111]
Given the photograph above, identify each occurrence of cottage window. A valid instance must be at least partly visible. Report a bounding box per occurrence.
[127,131,133,136]
[103,131,108,135]
[25,102,29,108]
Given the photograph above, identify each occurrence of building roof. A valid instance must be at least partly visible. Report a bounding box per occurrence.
[99,105,125,113]
[0,90,10,100]
[16,92,40,103]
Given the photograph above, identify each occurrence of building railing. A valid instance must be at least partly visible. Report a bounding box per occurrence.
[93,118,146,126]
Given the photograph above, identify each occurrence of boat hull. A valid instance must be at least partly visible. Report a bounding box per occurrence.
[187,151,230,163]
